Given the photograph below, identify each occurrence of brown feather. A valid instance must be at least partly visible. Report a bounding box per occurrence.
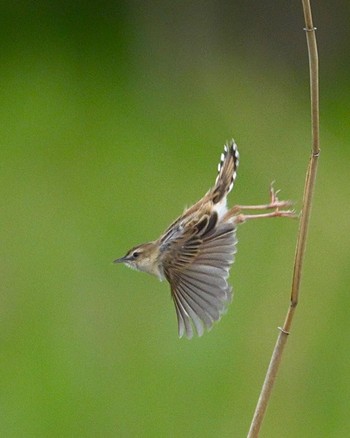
[162,213,237,338]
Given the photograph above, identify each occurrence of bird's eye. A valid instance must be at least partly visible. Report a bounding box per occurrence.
[132,251,140,258]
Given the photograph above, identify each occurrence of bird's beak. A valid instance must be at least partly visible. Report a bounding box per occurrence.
[113,256,127,264]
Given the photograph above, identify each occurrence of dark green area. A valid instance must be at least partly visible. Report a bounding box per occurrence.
[1,2,349,437]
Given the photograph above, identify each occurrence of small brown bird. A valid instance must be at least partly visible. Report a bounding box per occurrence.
[114,140,294,338]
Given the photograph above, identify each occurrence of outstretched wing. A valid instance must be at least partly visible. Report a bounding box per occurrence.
[161,212,237,339]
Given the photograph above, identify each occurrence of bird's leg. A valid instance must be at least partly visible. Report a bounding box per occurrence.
[226,182,298,224]
[233,209,297,224]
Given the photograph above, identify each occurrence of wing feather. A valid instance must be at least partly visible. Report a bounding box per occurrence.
[173,294,193,339]
[173,283,205,337]
[180,273,228,301]
[163,214,237,338]
[179,282,222,321]
[179,278,227,309]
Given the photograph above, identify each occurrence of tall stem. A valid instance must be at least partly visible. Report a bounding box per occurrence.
[247,1,320,436]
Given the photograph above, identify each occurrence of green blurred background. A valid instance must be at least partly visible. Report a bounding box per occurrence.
[1,1,349,437]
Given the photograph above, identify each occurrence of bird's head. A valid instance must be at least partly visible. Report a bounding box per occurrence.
[114,242,162,277]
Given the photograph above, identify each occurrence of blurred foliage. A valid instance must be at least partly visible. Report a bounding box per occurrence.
[0,2,349,437]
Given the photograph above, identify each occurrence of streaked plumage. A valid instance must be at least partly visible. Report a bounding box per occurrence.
[114,140,294,338]
[115,140,239,338]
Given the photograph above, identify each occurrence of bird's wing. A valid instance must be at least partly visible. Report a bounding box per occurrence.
[161,212,237,339]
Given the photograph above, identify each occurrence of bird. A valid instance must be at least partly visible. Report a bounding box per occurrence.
[114,140,294,339]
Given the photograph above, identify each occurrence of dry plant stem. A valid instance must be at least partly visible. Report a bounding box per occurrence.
[247,1,320,437]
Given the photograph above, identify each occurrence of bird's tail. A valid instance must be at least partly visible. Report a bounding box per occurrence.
[212,139,239,204]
